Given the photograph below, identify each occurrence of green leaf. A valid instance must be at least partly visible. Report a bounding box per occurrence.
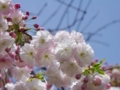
[99,58,105,64]
[93,63,101,69]
[97,69,104,75]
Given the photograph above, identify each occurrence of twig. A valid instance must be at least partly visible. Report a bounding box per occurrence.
[55,0,85,13]
[86,19,120,40]
[55,0,74,30]
[76,0,92,31]
[66,9,70,31]
[36,3,47,16]
[21,3,47,16]
[81,11,98,33]
[42,3,62,26]
[89,39,109,46]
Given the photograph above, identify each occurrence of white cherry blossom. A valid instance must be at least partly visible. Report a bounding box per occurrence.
[0,0,13,15]
[31,30,52,50]
[20,43,37,67]
[0,16,8,32]
[70,30,85,44]
[5,83,14,90]
[0,32,14,52]
[36,49,56,67]
[54,30,70,43]
[60,60,83,77]
[12,66,32,82]
[73,42,94,67]
[26,79,46,90]
[13,81,28,90]
[55,38,75,62]
[8,9,25,26]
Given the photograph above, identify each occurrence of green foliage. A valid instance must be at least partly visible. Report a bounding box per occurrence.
[83,58,105,75]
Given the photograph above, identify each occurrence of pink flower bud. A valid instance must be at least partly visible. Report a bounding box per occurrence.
[46,84,52,90]
[15,55,20,60]
[5,47,11,53]
[40,27,44,30]
[106,83,111,89]
[23,15,28,20]
[15,3,21,9]
[34,24,39,28]
[83,77,89,83]
[5,78,10,83]
[9,53,15,59]
[95,59,99,62]
[9,32,16,38]
[19,27,24,32]
[6,17,12,22]
[81,83,87,90]
[75,74,81,80]
[26,11,30,16]
[93,76,102,86]
[15,50,19,55]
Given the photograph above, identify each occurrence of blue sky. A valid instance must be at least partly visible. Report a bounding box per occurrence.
[13,0,120,65]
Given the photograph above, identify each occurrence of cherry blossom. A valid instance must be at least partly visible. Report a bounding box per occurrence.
[0,0,113,90]
[20,43,37,67]
[73,42,94,67]
[0,0,13,15]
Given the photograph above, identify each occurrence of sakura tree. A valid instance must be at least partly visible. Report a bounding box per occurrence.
[0,0,118,90]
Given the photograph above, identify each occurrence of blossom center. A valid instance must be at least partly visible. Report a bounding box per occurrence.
[29,52,33,56]
[44,54,49,59]
[2,41,6,45]
[80,52,85,57]
[2,4,6,9]
[0,24,2,28]
[40,39,45,44]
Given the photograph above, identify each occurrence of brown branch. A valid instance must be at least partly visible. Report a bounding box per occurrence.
[42,3,63,26]
[55,0,85,13]
[47,17,83,31]
[36,3,47,16]
[89,39,109,46]
[76,0,92,31]
[66,9,70,31]
[21,3,47,16]
[85,19,120,41]
[55,0,74,30]
[81,11,98,33]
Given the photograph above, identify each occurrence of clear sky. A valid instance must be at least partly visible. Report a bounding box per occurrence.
[13,0,120,65]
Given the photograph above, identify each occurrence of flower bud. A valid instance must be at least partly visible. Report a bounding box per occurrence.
[32,16,37,19]
[81,83,87,90]
[75,74,81,80]
[19,27,24,32]
[26,11,30,16]
[6,17,12,22]
[5,48,11,53]
[22,15,28,20]
[15,3,21,9]
[106,83,111,89]
[9,32,16,38]
[34,24,39,28]
[83,77,89,83]
[46,84,52,90]
[93,76,102,86]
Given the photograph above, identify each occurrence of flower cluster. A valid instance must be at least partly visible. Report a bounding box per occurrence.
[101,63,120,90]
[0,0,111,90]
